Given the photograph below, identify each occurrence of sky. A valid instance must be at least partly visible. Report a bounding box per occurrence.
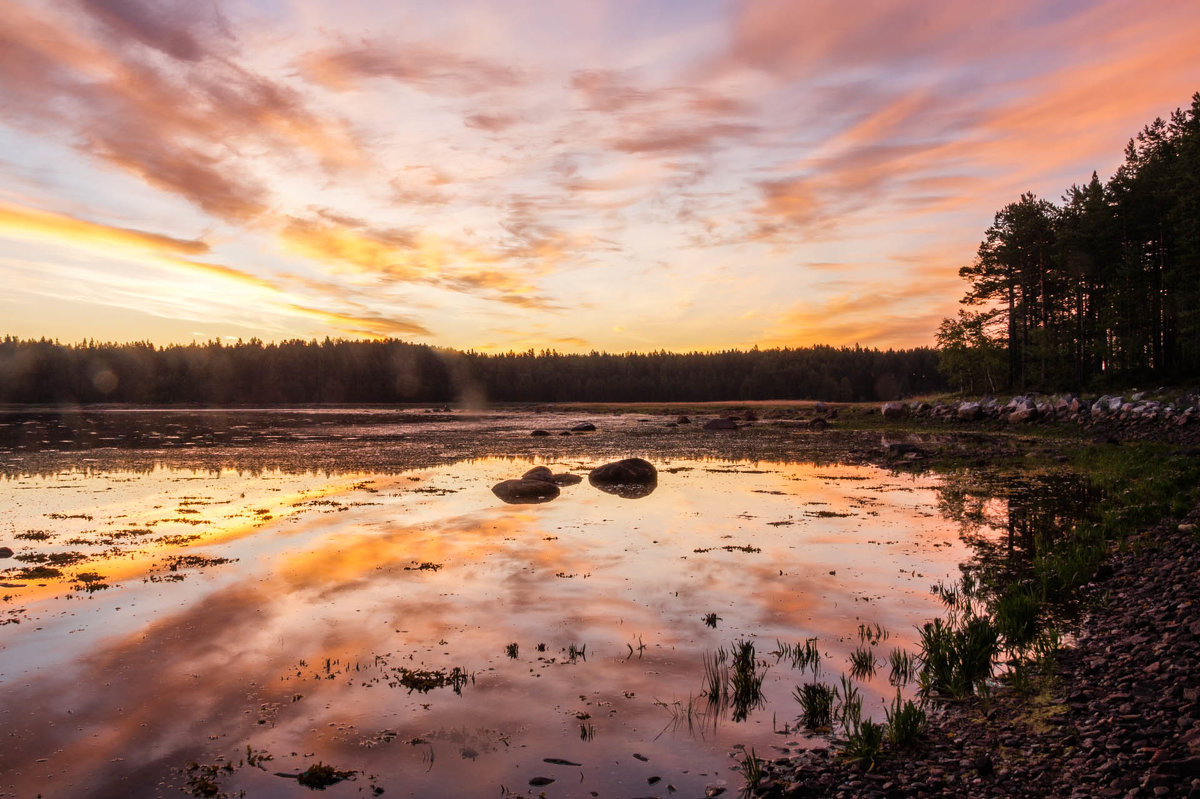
[1,0,1198,354]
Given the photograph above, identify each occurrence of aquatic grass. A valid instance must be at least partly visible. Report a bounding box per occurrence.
[735,747,765,798]
[653,695,715,738]
[884,690,927,747]
[505,642,519,659]
[917,612,1000,698]
[833,674,863,734]
[840,717,885,770]
[566,643,587,663]
[857,622,889,645]
[848,646,877,680]
[771,638,822,674]
[729,639,767,722]
[703,612,721,628]
[993,584,1041,650]
[702,648,729,706]
[887,648,916,686]
[793,681,835,730]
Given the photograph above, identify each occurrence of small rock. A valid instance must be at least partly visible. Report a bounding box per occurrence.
[571,422,597,432]
[0,547,12,558]
[703,417,739,430]
[491,479,560,504]
[530,430,551,437]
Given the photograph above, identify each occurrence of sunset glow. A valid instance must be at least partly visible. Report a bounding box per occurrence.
[1,0,1197,351]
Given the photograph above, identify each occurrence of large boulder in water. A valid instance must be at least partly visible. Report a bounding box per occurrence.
[523,466,583,486]
[492,479,560,504]
[881,402,906,419]
[588,458,657,499]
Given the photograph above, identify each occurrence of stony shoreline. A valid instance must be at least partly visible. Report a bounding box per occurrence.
[752,511,1200,799]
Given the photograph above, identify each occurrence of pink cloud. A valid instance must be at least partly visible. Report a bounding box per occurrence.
[301,40,523,95]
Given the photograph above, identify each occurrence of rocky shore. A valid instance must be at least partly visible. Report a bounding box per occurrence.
[752,511,1200,799]
[880,390,1200,444]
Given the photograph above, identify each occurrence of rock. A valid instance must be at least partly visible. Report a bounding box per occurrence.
[521,466,581,487]
[887,442,925,458]
[570,422,597,432]
[676,415,691,424]
[808,418,829,431]
[530,430,551,437]
[957,401,982,421]
[491,479,560,504]
[1009,406,1039,423]
[588,458,657,499]
[0,547,12,558]
[881,402,906,419]
[813,401,828,414]
[703,417,739,430]
[742,410,758,422]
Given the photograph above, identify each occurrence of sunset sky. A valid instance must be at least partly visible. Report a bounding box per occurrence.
[1,0,1198,353]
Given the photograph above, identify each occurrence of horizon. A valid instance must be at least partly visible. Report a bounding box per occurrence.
[2,1,1198,353]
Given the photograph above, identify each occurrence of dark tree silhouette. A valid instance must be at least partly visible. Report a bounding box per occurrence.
[941,92,1200,391]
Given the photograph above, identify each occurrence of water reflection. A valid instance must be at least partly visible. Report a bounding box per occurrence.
[0,453,1044,798]
[934,467,1099,582]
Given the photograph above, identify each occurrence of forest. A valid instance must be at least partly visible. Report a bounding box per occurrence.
[0,337,942,405]
[938,92,1200,393]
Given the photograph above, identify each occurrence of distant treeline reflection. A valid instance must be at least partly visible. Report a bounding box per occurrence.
[0,338,942,405]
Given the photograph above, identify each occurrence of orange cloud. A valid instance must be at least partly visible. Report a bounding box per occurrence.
[279,215,425,279]
[286,304,432,338]
[0,201,209,256]
[276,212,561,311]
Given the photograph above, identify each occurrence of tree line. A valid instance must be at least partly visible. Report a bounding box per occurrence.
[939,92,1200,393]
[0,336,943,405]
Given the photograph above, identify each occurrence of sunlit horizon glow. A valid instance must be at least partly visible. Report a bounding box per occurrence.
[1,0,1197,353]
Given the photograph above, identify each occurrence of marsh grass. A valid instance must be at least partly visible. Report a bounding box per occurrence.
[840,717,885,769]
[654,695,715,738]
[793,681,835,729]
[993,584,1041,651]
[735,747,765,797]
[729,639,767,722]
[857,623,889,645]
[848,646,877,680]
[833,674,863,734]
[917,613,999,698]
[887,648,916,686]
[884,690,927,747]
[702,648,729,707]
[772,638,822,673]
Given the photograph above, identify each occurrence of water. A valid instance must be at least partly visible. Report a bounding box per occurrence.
[0,415,1065,798]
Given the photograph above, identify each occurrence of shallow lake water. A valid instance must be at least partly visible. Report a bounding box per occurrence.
[1,423,1021,798]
